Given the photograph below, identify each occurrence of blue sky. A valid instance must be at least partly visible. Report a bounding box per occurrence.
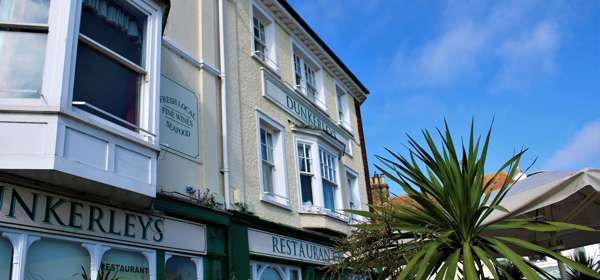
[288,0,600,195]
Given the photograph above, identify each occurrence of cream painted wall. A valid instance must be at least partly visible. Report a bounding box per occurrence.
[157,0,224,203]
[156,0,369,231]
[228,0,369,231]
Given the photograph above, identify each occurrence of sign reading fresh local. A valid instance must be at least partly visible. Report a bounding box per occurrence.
[160,75,200,160]
[0,182,207,254]
[262,70,350,144]
[248,228,338,265]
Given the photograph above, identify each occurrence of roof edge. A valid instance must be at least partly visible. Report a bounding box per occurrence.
[276,0,370,96]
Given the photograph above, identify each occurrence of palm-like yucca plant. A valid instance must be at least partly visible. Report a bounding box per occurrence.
[342,121,599,279]
[566,250,600,280]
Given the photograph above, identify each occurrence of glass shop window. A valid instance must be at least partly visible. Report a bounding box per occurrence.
[0,236,12,279]
[101,249,150,280]
[166,255,197,280]
[73,0,148,130]
[0,0,50,98]
[251,262,301,280]
[24,238,91,280]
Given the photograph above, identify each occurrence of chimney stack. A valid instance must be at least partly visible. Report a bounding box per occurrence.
[370,173,389,205]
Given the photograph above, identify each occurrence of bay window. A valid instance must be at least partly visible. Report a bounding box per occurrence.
[0,0,50,99]
[320,148,338,211]
[73,0,150,132]
[0,0,161,139]
[297,142,314,205]
[257,111,289,206]
[296,136,344,216]
[292,45,325,109]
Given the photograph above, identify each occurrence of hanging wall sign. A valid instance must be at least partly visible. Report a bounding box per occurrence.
[0,182,207,255]
[159,75,200,160]
[248,228,338,265]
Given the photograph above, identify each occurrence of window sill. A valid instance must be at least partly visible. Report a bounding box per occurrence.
[252,53,280,76]
[292,87,330,117]
[338,121,354,135]
[298,206,350,223]
[66,107,158,150]
[260,194,292,211]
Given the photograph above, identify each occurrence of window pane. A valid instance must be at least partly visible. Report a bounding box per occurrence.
[80,0,146,65]
[290,269,300,280]
[0,31,47,98]
[262,163,273,194]
[73,42,140,126]
[0,0,50,24]
[101,249,149,280]
[323,180,335,211]
[300,174,313,205]
[166,256,197,280]
[25,238,90,280]
[260,267,284,280]
[293,55,302,86]
[0,237,11,280]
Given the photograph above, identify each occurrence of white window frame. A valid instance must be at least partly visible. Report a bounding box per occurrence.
[319,147,339,211]
[345,138,354,157]
[290,40,326,111]
[344,166,360,210]
[0,1,51,105]
[335,81,353,133]
[294,135,344,220]
[295,140,315,207]
[68,0,163,144]
[0,0,162,145]
[249,1,278,71]
[256,110,290,208]
[250,261,301,280]
[0,227,158,280]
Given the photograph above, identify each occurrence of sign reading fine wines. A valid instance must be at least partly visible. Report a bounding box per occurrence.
[160,75,200,160]
[0,183,207,254]
[248,229,338,265]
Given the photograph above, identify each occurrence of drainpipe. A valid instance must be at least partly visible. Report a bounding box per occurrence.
[218,0,231,209]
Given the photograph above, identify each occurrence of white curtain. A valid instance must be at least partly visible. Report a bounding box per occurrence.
[83,0,142,42]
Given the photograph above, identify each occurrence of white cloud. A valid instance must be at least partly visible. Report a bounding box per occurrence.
[545,120,600,169]
[415,22,489,84]
[493,21,559,91]
[388,1,562,90]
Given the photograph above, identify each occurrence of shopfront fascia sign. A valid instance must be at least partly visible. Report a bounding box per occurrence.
[248,228,338,265]
[0,182,206,255]
[262,70,350,145]
[160,75,200,161]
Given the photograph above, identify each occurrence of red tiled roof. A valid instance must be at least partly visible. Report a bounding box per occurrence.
[388,171,511,208]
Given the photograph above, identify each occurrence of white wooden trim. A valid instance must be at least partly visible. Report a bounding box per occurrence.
[162,37,221,77]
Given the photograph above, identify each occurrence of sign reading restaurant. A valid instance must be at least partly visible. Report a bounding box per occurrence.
[0,182,207,255]
[248,228,338,265]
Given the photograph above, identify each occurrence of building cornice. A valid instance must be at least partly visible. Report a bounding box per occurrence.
[259,0,369,103]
